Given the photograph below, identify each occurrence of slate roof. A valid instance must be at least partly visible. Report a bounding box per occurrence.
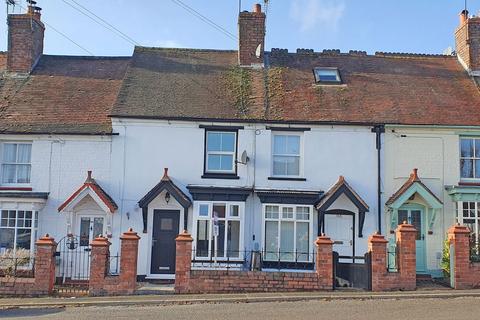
[112,47,480,126]
[0,55,130,135]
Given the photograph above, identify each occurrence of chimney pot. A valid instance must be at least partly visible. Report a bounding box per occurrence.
[253,3,262,13]
[460,9,469,25]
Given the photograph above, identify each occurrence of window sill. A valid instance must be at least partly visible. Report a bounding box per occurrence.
[201,173,240,180]
[0,186,33,191]
[458,181,480,187]
[268,177,306,181]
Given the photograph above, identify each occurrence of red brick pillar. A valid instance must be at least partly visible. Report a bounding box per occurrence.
[315,235,334,289]
[396,222,417,290]
[119,228,140,294]
[368,232,389,291]
[89,236,110,296]
[175,230,193,293]
[34,234,57,295]
[448,224,471,289]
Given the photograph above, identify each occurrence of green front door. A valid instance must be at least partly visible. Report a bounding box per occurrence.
[398,207,426,273]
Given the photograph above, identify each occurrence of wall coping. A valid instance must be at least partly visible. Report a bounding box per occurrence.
[91,236,111,247]
[176,230,193,242]
[35,234,56,246]
[315,235,334,245]
[396,222,417,233]
[120,228,141,241]
[368,232,388,244]
[448,224,471,235]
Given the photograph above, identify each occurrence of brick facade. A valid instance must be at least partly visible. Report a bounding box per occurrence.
[448,224,480,289]
[7,11,44,73]
[369,223,417,291]
[0,234,56,296]
[89,229,140,296]
[175,231,333,294]
[238,4,265,66]
[455,11,480,72]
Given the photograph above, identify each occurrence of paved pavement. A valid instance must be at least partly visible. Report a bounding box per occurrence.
[1,297,480,320]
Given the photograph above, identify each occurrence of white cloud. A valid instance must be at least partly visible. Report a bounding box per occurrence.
[290,0,346,32]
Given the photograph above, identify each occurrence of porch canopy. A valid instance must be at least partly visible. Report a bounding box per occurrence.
[138,168,191,233]
[386,168,442,233]
[316,176,369,237]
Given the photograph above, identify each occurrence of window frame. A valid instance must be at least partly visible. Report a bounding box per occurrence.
[460,137,480,181]
[261,204,314,263]
[0,209,38,257]
[271,132,304,178]
[456,201,480,253]
[0,142,33,186]
[192,201,244,261]
[313,67,343,84]
[203,129,238,177]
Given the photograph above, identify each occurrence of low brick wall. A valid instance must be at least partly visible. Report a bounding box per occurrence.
[89,229,140,296]
[448,224,480,289]
[185,270,327,293]
[0,235,56,297]
[175,230,334,294]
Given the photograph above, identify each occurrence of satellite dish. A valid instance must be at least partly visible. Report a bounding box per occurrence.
[255,43,262,58]
[236,150,250,165]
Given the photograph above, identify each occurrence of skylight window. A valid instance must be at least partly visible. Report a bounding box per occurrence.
[313,67,342,84]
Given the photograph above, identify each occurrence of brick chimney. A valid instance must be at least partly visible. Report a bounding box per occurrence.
[455,10,480,74]
[238,3,265,67]
[7,4,45,74]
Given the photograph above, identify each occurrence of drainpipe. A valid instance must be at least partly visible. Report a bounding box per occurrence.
[371,125,385,233]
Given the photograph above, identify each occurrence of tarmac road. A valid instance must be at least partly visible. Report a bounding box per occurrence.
[1,297,479,320]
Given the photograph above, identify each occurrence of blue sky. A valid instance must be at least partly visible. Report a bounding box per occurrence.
[0,0,474,56]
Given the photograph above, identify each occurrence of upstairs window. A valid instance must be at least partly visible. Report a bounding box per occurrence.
[272,133,301,177]
[1,143,32,184]
[205,131,236,174]
[460,138,480,180]
[313,67,342,84]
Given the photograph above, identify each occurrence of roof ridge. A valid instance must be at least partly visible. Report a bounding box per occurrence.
[134,46,237,54]
[268,48,455,59]
[42,54,131,60]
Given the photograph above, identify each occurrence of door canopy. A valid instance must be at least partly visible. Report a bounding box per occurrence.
[58,171,118,214]
[138,168,191,233]
[316,176,369,237]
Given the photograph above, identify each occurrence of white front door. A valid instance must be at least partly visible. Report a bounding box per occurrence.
[324,214,354,261]
[78,216,105,246]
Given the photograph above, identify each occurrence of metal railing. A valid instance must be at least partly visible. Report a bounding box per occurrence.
[107,254,120,276]
[387,243,397,272]
[0,256,35,278]
[191,249,316,271]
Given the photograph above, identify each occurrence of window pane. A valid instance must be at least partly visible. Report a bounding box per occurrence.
[196,220,209,257]
[207,154,221,171]
[296,222,309,261]
[16,229,31,250]
[212,220,225,258]
[398,210,408,225]
[282,207,294,219]
[16,165,31,183]
[280,222,294,261]
[2,164,16,183]
[207,132,222,152]
[265,221,278,260]
[286,136,300,155]
[461,139,474,157]
[219,155,233,171]
[221,133,235,152]
[476,140,480,158]
[199,204,209,217]
[93,218,104,238]
[461,159,474,178]
[2,144,17,162]
[230,205,239,217]
[273,156,287,176]
[0,228,14,252]
[213,204,226,219]
[476,160,480,179]
[273,135,287,154]
[17,144,31,163]
[265,206,279,219]
[273,156,299,176]
[227,221,240,257]
[296,207,310,220]
[286,156,300,176]
[79,218,90,247]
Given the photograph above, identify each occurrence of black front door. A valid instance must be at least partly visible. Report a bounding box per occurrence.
[151,210,180,275]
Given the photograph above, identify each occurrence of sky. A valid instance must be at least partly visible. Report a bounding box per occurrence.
[0,0,475,56]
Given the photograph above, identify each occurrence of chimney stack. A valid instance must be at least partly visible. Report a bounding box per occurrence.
[7,4,45,74]
[238,3,266,67]
[455,9,480,73]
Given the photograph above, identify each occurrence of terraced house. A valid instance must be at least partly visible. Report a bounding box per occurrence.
[1,4,480,290]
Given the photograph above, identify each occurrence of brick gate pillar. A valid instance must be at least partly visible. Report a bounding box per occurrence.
[34,234,57,295]
[119,228,141,293]
[175,230,193,293]
[89,236,110,296]
[448,224,471,289]
[315,234,334,290]
[396,222,417,290]
[368,232,389,291]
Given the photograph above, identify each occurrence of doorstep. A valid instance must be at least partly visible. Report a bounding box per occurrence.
[135,282,174,295]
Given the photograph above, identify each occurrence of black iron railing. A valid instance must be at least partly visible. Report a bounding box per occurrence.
[107,254,120,276]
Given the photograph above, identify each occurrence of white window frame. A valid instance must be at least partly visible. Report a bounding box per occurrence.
[460,137,480,181]
[192,201,244,261]
[0,209,38,256]
[457,201,480,252]
[271,132,303,178]
[1,142,32,186]
[205,131,237,174]
[261,204,314,263]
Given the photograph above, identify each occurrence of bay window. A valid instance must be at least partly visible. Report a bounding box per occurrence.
[193,202,243,260]
[1,143,32,185]
[272,133,301,177]
[263,205,313,262]
[0,210,38,255]
[457,201,480,254]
